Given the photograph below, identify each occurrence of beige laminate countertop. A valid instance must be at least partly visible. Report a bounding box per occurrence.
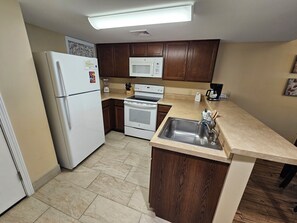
[206,100,297,165]
[152,97,297,165]
[101,93,297,165]
[101,92,128,101]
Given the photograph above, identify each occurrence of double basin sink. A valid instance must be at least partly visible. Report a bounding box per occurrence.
[158,117,222,150]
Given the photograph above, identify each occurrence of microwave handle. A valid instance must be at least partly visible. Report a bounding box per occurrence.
[124,101,157,109]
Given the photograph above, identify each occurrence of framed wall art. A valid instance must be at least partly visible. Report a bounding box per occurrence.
[284,78,297,96]
[65,36,96,58]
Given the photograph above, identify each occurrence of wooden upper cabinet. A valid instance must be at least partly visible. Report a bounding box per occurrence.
[163,42,189,81]
[186,40,220,82]
[130,42,163,57]
[97,44,114,77]
[113,44,130,78]
[97,40,219,80]
[97,43,130,78]
[147,43,164,56]
[130,43,147,56]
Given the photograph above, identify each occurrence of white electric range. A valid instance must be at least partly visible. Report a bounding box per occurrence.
[124,84,164,140]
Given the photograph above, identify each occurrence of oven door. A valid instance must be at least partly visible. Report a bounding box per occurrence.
[124,101,157,131]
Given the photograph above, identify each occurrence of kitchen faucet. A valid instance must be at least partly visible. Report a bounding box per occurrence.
[200,109,219,145]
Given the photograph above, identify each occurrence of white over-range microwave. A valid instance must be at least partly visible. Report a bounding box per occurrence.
[129,57,163,78]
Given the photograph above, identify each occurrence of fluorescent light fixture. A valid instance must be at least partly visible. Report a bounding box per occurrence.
[88,4,193,30]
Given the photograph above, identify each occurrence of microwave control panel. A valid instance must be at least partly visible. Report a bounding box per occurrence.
[152,58,163,77]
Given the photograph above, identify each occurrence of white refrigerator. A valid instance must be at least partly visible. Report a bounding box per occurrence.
[34,51,105,169]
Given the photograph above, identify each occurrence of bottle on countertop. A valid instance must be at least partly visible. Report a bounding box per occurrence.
[195,91,201,102]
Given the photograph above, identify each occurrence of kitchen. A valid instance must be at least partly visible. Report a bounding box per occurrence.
[1,0,297,223]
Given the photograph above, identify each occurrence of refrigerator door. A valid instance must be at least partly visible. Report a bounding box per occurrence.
[55,91,105,168]
[46,52,100,97]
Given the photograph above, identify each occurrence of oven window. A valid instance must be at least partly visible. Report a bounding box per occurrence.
[129,109,151,125]
[132,65,151,74]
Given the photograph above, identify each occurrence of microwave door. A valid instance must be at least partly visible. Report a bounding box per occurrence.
[130,63,153,77]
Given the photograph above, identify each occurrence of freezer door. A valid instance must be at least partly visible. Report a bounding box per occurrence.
[46,52,100,97]
[56,91,105,168]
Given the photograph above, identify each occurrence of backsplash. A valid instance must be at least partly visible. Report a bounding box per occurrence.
[101,77,209,97]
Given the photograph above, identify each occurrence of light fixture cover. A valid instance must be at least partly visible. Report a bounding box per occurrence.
[88,4,193,30]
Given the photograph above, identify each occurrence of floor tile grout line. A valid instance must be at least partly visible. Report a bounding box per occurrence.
[33,178,98,220]
[55,167,101,191]
[76,133,146,214]
[79,193,144,221]
[85,171,139,205]
[78,194,99,221]
[35,205,81,222]
[32,205,50,223]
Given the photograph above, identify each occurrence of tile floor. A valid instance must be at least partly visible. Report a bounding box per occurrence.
[0,131,169,223]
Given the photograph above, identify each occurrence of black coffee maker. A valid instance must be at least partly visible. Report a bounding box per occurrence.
[206,83,223,101]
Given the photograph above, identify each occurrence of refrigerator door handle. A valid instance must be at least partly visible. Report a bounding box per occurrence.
[56,61,68,97]
[63,97,72,130]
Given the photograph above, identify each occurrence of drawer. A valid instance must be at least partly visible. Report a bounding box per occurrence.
[158,104,172,113]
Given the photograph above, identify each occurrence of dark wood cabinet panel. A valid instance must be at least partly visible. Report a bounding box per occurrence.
[149,147,229,223]
[156,104,172,128]
[130,43,147,56]
[157,112,167,129]
[113,99,124,132]
[114,105,124,132]
[114,99,124,107]
[163,42,189,80]
[147,43,164,56]
[113,44,130,78]
[130,42,164,57]
[102,99,114,134]
[97,45,114,77]
[102,106,111,134]
[97,44,129,78]
[97,40,220,81]
[186,40,220,82]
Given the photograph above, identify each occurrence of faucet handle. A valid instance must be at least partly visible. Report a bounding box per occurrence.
[202,109,213,122]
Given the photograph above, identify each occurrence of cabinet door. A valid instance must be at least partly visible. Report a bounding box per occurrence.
[114,100,124,132]
[102,106,111,134]
[149,147,229,223]
[97,44,114,77]
[185,40,220,82]
[114,106,124,132]
[147,43,164,56]
[130,43,147,56]
[163,42,189,80]
[113,44,130,77]
[102,99,114,134]
[156,112,167,129]
[156,105,171,128]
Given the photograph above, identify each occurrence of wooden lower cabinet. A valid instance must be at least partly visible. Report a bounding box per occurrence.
[102,99,123,134]
[102,106,112,134]
[156,104,172,128]
[114,104,124,132]
[149,147,229,223]
[102,99,114,134]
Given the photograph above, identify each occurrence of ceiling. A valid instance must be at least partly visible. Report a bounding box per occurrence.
[19,0,297,44]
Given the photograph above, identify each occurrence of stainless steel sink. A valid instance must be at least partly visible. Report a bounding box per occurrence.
[158,117,222,150]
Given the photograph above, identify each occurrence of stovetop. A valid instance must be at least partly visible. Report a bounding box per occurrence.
[125,95,161,103]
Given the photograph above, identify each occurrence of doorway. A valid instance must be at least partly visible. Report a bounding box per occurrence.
[0,95,34,214]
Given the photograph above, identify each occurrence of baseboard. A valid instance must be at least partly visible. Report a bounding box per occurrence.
[32,165,61,191]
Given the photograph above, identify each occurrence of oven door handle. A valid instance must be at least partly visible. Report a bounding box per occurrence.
[124,101,157,109]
